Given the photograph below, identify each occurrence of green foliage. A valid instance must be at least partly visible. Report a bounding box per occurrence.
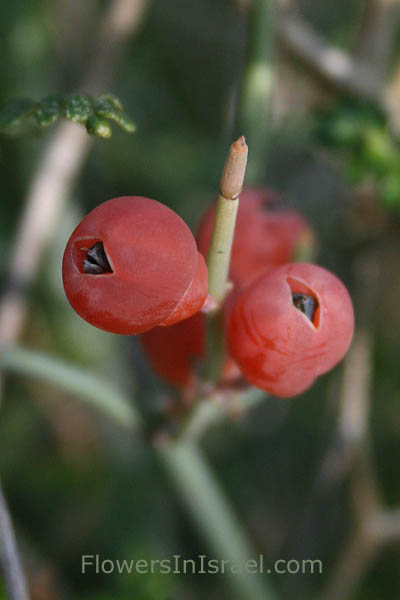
[94,94,136,133]
[63,94,92,123]
[0,98,35,128]
[34,94,63,126]
[315,100,400,211]
[0,93,136,138]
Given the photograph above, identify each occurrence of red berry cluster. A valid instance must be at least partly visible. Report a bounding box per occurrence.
[63,190,354,398]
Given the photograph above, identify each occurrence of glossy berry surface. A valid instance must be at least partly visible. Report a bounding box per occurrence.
[62,196,208,334]
[197,187,312,287]
[227,263,354,397]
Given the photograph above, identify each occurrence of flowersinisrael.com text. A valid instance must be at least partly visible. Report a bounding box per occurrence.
[81,554,323,576]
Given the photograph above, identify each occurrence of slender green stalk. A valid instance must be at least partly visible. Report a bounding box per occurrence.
[156,439,275,600]
[0,346,140,431]
[0,479,30,600]
[238,0,275,184]
[206,136,248,302]
[180,387,267,443]
[205,136,248,381]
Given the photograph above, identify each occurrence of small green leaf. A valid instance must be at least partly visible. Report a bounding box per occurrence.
[94,95,136,133]
[94,97,121,120]
[86,114,112,138]
[113,113,136,133]
[95,93,123,113]
[63,94,92,123]
[34,94,63,126]
[0,99,36,128]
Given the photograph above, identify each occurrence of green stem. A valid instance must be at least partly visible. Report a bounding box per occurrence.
[205,136,248,381]
[180,387,267,443]
[207,194,240,302]
[156,439,275,600]
[206,136,248,302]
[238,0,275,184]
[0,346,140,431]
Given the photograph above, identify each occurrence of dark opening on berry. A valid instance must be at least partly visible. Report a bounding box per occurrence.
[292,293,317,323]
[83,242,113,275]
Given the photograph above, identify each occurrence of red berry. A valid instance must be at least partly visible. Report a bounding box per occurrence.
[227,263,354,397]
[141,310,240,388]
[141,313,204,387]
[197,187,312,287]
[62,196,208,334]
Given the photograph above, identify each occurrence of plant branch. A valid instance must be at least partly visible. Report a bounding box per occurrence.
[156,438,275,600]
[277,11,384,104]
[353,0,400,77]
[180,387,266,444]
[0,480,30,600]
[0,346,141,431]
[317,330,385,600]
[1,344,274,599]
[238,0,274,183]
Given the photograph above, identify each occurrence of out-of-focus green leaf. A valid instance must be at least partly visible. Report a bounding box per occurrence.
[86,114,112,138]
[315,100,400,211]
[94,95,136,133]
[113,113,136,133]
[0,99,36,128]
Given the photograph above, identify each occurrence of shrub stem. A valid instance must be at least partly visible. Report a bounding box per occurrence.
[206,136,248,303]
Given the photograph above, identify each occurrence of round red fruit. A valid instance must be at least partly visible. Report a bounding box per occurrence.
[197,187,313,287]
[140,309,240,389]
[62,196,208,334]
[140,313,205,387]
[227,263,354,397]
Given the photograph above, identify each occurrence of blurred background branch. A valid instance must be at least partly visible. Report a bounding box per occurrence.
[0,0,149,373]
[0,1,149,598]
[277,5,384,103]
[0,481,30,600]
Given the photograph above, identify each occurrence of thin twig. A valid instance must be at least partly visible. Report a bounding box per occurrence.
[317,325,400,600]
[353,0,400,77]
[238,0,274,183]
[0,480,30,600]
[207,135,248,302]
[278,12,383,103]
[0,122,91,355]
[1,346,141,431]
